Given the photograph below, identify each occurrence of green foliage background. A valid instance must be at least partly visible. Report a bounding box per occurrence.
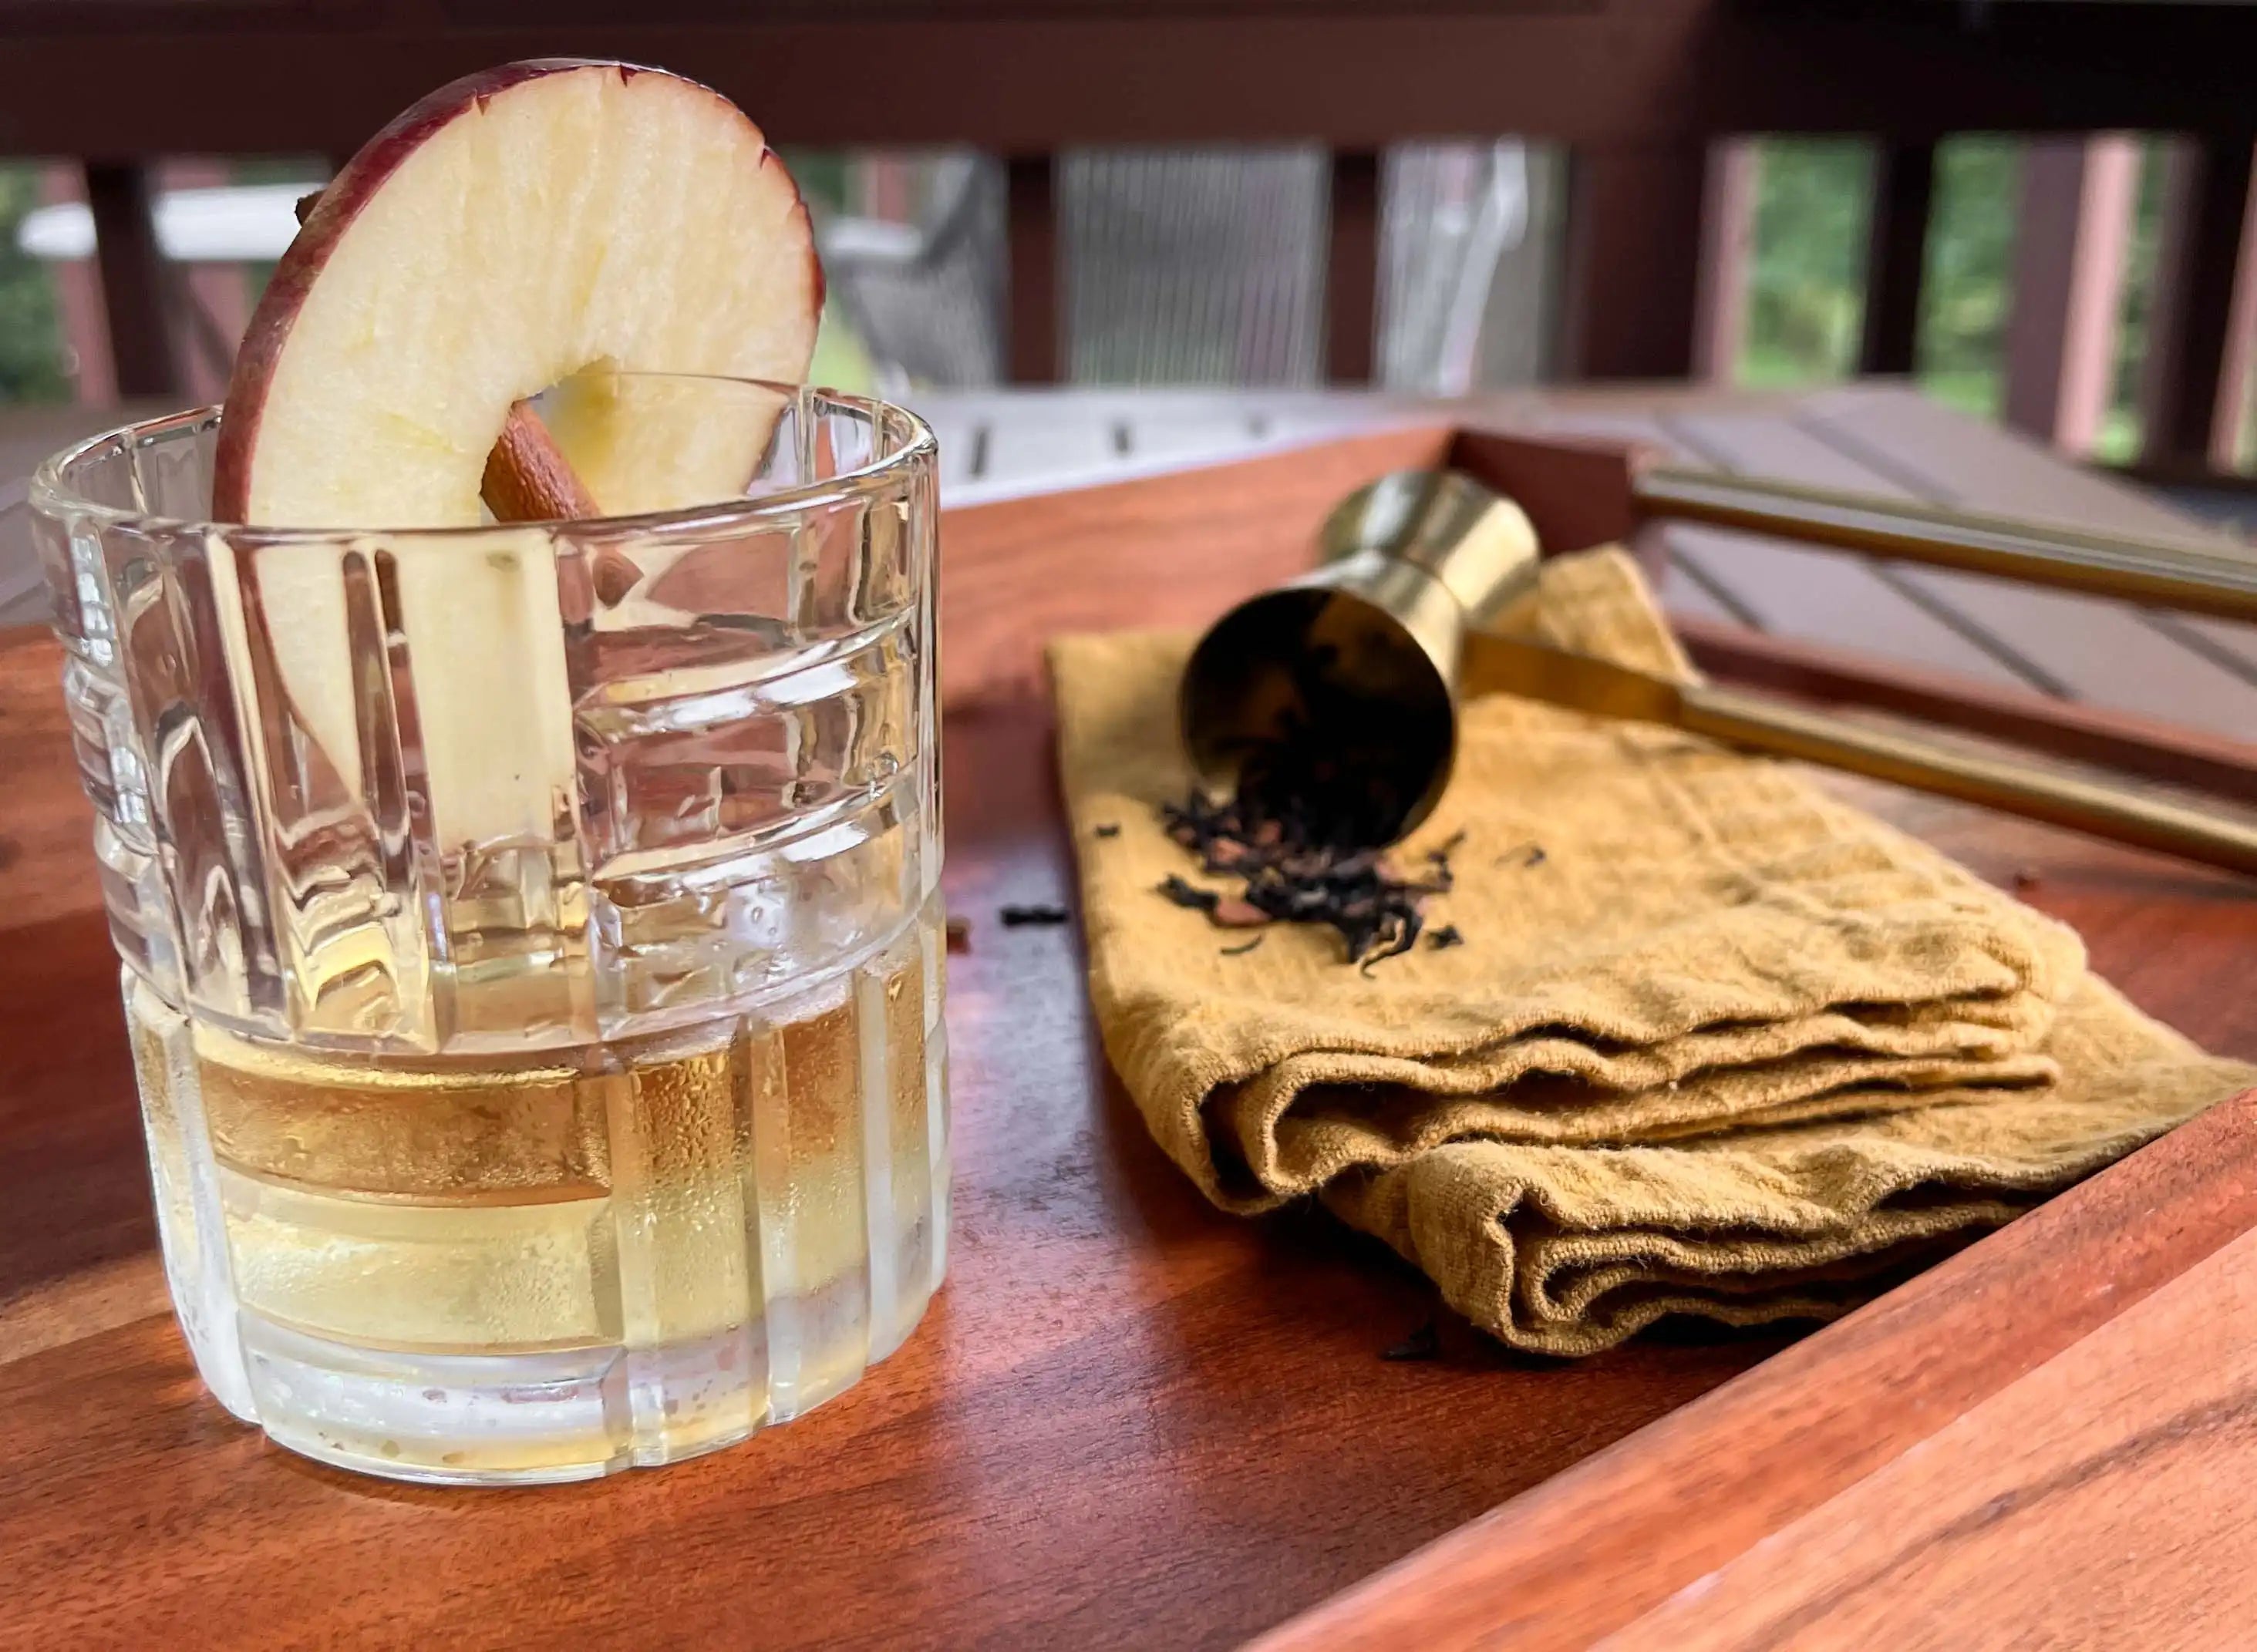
[1739,135,2173,461]
[0,165,71,402]
[1740,139,1874,392]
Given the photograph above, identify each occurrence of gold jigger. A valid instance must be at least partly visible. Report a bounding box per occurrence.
[1180,469,2257,873]
[1180,471,1541,845]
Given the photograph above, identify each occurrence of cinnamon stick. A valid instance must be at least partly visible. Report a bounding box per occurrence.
[487,405,641,606]
[481,402,601,522]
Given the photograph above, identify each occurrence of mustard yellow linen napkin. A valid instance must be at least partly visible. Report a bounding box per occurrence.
[1050,549,2253,1354]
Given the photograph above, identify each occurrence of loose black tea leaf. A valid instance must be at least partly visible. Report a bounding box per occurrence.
[1357,923,1420,975]
[1094,823,1121,839]
[998,903,1071,927]
[1156,874,1220,913]
[1381,1317,1441,1362]
[1218,935,1265,957]
[945,915,973,954]
[1427,924,1464,950]
[1155,784,1451,967]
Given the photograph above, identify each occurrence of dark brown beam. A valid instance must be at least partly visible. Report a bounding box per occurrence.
[1858,140,1934,376]
[11,5,2257,157]
[82,161,179,399]
[1557,145,1706,380]
[1005,154,1058,385]
[2138,134,2257,469]
[1325,149,1379,386]
[0,12,1689,156]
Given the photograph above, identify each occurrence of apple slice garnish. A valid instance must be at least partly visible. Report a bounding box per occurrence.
[216,57,817,527]
[211,59,821,860]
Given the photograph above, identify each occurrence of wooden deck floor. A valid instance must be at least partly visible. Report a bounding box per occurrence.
[916,383,2257,744]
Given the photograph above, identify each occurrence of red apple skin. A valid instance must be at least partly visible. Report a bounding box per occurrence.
[211,58,821,526]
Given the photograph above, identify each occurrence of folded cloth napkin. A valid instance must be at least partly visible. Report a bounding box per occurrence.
[1050,548,2253,1354]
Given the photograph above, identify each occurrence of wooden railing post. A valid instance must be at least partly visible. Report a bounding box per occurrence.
[1006,153,1059,384]
[1557,145,1706,379]
[38,163,114,405]
[1325,149,1380,385]
[1690,140,1757,385]
[2001,134,2139,456]
[164,158,250,404]
[2137,133,2257,470]
[1858,140,1935,376]
[83,160,180,399]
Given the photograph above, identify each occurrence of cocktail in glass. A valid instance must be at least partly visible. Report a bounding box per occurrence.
[32,375,947,1483]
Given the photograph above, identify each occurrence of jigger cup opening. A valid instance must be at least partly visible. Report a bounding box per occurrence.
[1180,576,1458,847]
[1178,469,1542,849]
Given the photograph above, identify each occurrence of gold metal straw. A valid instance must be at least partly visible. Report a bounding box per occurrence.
[1634,467,2257,624]
[1460,631,2257,876]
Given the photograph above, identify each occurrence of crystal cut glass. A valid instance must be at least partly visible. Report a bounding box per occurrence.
[32,378,948,1482]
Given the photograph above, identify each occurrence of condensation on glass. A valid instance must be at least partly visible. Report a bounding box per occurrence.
[32,379,948,1483]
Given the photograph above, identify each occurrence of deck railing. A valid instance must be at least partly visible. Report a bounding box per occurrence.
[2,0,2252,475]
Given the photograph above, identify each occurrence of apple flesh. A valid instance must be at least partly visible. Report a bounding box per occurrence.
[216,57,818,527]
[211,59,822,856]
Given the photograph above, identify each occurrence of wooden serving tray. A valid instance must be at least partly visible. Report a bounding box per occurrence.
[1,429,2252,1650]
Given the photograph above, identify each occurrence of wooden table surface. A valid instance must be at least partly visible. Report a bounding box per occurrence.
[0,386,2253,1650]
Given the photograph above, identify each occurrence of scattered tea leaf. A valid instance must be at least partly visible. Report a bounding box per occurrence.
[1427,924,1464,950]
[1358,926,1420,976]
[999,903,1071,927]
[1094,823,1121,839]
[1381,1317,1440,1362]
[1157,787,1450,967]
[1424,833,1460,893]
[945,915,973,954]
[1218,935,1265,957]
[1157,874,1219,913]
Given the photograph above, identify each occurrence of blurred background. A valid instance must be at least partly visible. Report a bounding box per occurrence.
[2,136,2246,471]
[3,0,2255,563]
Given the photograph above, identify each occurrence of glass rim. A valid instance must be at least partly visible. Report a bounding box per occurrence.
[29,374,938,546]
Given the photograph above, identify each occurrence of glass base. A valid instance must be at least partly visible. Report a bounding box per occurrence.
[126,897,953,1486]
[221,1265,940,1485]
